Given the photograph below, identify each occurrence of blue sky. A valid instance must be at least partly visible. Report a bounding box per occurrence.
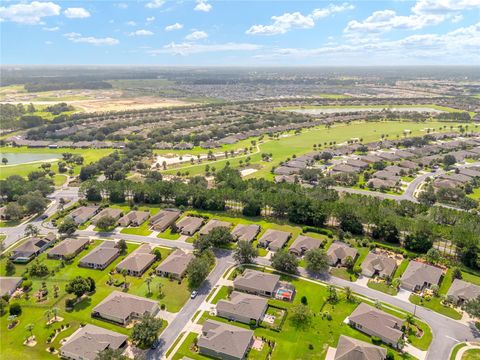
[1,0,479,65]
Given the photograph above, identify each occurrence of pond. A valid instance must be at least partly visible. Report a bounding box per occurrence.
[0,152,60,165]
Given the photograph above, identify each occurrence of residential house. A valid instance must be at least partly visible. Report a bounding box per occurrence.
[156,249,194,279]
[60,324,128,360]
[257,229,291,251]
[92,208,124,225]
[48,237,90,260]
[348,303,403,348]
[400,261,443,292]
[289,235,322,257]
[68,206,99,225]
[231,224,261,243]
[216,291,268,325]
[79,241,120,270]
[0,277,22,297]
[198,320,254,360]
[334,335,386,360]
[327,242,358,266]
[150,209,181,232]
[361,252,397,278]
[10,233,56,263]
[199,219,232,236]
[116,244,156,277]
[447,279,480,305]
[367,178,397,190]
[233,269,280,297]
[175,216,204,236]
[118,211,150,227]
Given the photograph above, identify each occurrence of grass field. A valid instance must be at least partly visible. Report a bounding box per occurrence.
[367,280,398,296]
[462,349,480,359]
[163,120,467,180]
[409,294,462,320]
[275,104,467,113]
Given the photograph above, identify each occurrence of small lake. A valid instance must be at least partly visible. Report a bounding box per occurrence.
[0,153,60,165]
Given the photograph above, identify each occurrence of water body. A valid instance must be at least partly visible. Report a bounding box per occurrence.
[0,152,60,165]
[290,107,446,115]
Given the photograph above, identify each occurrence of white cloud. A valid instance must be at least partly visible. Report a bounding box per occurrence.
[145,0,165,9]
[43,26,59,31]
[146,16,155,22]
[165,22,183,31]
[412,0,480,15]
[126,20,137,26]
[246,3,354,36]
[0,1,61,25]
[129,29,154,36]
[185,30,208,40]
[148,42,262,56]
[116,3,128,9]
[194,0,212,12]
[64,32,119,46]
[45,40,53,45]
[64,7,90,19]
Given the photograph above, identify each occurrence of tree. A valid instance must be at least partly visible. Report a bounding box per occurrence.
[327,285,338,303]
[2,157,8,165]
[18,191,48,215]
[145,276,153,295]
[117,239,127,254]
[44,309,52,324]
[5,260,15,276]
[271,250,299,274]
[304,248,329,273]
[0,298,8,316]
[463,296,480,318]
[233,241,258,264]
[200,227,234,247]
[186,256,210,290]
[131,313,163,348]
[426,248,441,264]
[443,154,456,168]
[58,217,78,235]
[65,276,90,298]
[4,202,23,220]
[25,224,40,238]
[452,267,462,280]
[9,303,22,316]
[86,277,96,293]
[344,286,353,302]
[95,349,129,360]
[96,216,116,231]
[344,256,355,270]
[404,228,434,253]
[339,211,364,235]
[25,323,34,338]
[290,304,312,328]
[371,221,400,244]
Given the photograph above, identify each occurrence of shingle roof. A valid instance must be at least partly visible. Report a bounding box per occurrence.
[176,216,204,234]
[289,235,322,255]
[401,261,443,290]
[327,242,358,264]
[79,242,119,266]
[216,291,268,321]
[93,291,158,321]
[0,277,22,297]
[150,209,181,231]
[447,279,480,302]
[116,244,155,273]
[199,219,232,235]
[118,211,149,227]
[231,224,261,242]
[335,335,387,360]
[48,237,89,257]
[156,249,194,276]
[258,229,291,250]
[361,253,397,278]
[233,269,280,295]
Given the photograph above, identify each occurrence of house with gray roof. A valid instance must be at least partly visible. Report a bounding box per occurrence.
[447,279,480,305]
[231,224,261,243]
[156,249,194,279]
[334,335,386,360]
[48,237,90,260]
[175,216,204,235]
[92,208,124,225]
[400,261,443,292]
[60,324,128,360]
[345,159,369,170]
[367,178,397,190]
[327,242,358,266]
[92,291,159,325]
[289,235,322,257]
[118,211,150,227]
[330,164,360,174]
[198,320,254,360]
[68,206,99,225]
[79,241,120,270]
[150,209,181,232]
[0,277,22,297]
[116,244,156,277]
[216,291,268,325]
[233,269,280,297]
[10,233,56,263]
[361,252,397,278]
[258,229,291,251]
[199,219,232,236]
[348,303,403,349]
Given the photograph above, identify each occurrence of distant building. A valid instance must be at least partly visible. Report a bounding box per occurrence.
[150,209,181,232]
[361,252,397,278]
[231,224,261,243]
[400,261,443,292]
[116,244,156,277]
[447,279,480,305]
[257,229,291,251]
[156,249,194,279]
[199,219,232,236]
[79,241,120,270]
[289,235,322,257]
[48,237,90,260]
[10,233,56,263]
[327,242,358,266]
[175,216,204,235]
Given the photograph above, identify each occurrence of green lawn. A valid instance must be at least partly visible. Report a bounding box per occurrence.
[409,294,462,320]
[393,260,410,279]
[210,286,230,305]
[367,280,398,296]
[439,268,453,295]
[461,271,480,286]
[158,228,181,240]
[450,343,468,360]
[462,349,480,360]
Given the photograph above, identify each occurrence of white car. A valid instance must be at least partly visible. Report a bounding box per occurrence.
[191,290,198,299]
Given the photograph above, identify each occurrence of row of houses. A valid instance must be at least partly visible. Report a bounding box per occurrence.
[6,136,126,149]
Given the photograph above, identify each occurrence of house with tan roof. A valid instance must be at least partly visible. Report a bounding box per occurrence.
[175,216,204,235]
[0,277,22,297]
[327,242,358,266]
[348,303,403,348]
[289,235,322,257]
[156,249,194,280]
[400,261,443,292]
[216,291,268,325]
[258,229,291,251]
[68,206,99,225]
[447,279,480,305]
[10,233,56,263]
[118,210,150,227]
[361,252,397,278]
[116,244,156,277]
[48,237,90,260]
[92,291,159,325]
[233,269,280,297]
[199,219,232,236]
[231,224,261,243]
[150,209,181,232]
[60,324,128,360]
[334,335,386,360]
[198,320,254,360]
[92,208,124,225]
[79,241,120,270]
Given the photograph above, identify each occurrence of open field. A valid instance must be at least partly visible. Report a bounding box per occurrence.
[275,104,468,113]
[72,96,196,113]
[163,120,468,180]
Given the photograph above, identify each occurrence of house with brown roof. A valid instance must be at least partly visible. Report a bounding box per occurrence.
[60,324,128,360]
[68,206,99,225]
[361,252,397,278]
[289,235,322,257]
[150,209,181,232]
[48,237,90,260]
[0,277,22,297]
[199,219,232,236]
[231,224,261,243]
[258,229,291,251]
[327,242,358,266]
[175,216,204,235]
[216,291,268,325]
[118,211,150,227]
[79,241,120,270]
[447,279,480,305]
[92,208,124,225]
[367,178,397,190]
[116,244,156,277]
[198,320,254,360]
[348,303,403,348]
[92,291,159,325]
[156,249,194,279]
[233,269,280,297]
[400,261,443,292]
[10,233,56,263]
[334,335,386,360]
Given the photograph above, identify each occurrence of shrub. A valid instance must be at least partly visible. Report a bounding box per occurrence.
[160,304,166,310]
[9,303,22,316]
[22,280,33,291]
[371,336,382,345]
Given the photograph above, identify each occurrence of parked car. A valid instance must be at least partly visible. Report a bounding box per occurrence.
[191,290,198,299]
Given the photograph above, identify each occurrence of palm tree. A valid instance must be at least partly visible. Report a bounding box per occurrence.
[157,283,165,299]
[44,309,52,324]
[52,307,59,321]
[145,276,153,295]
[25,323,34,339]
[121,269,128,289]
[344,286,353,302]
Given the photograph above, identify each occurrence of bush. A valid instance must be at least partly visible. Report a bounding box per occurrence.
[65,298,75,309]
[22,279,33,291]
[9,303,22,316]
[371,336,382,345]
[160,304,166,310]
